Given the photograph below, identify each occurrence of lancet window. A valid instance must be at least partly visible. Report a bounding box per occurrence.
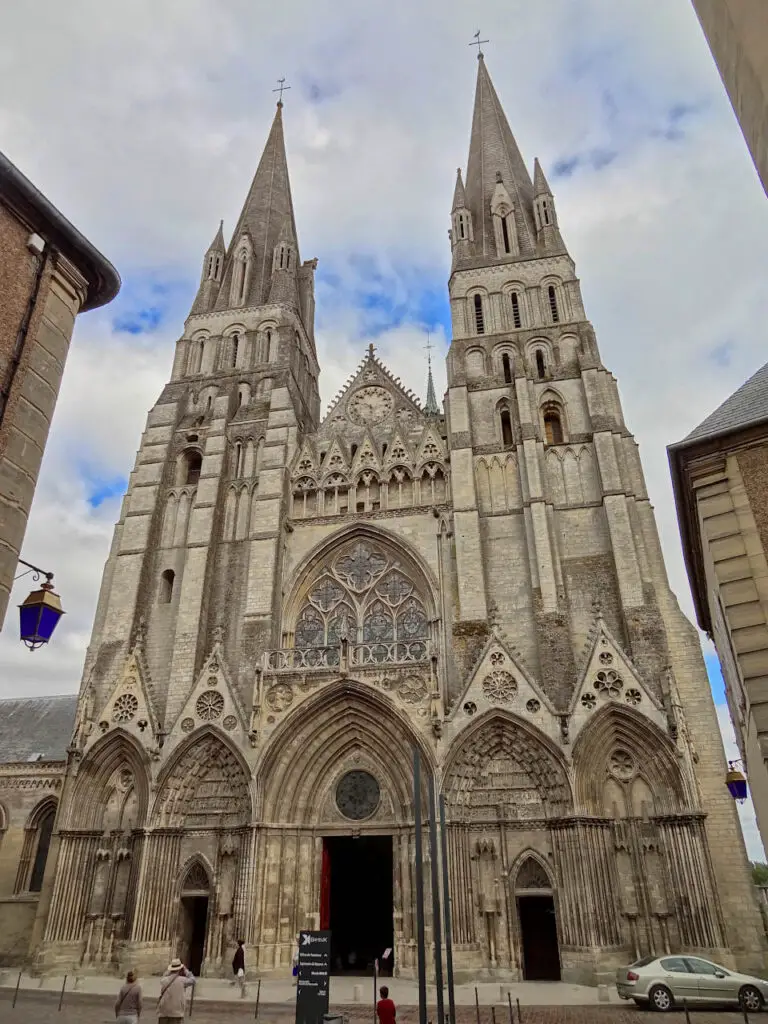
[293,541,429,652]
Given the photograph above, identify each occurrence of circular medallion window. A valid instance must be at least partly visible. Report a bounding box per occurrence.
[336,770,380,820]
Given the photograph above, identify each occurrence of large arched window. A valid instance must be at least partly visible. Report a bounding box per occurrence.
[183,450,202,486]
[473,294,485,335]
[510,292,522,329]
[547,285,560,323]
[543,403,564,445]
[16,800,56,894]
[293,539,430,660]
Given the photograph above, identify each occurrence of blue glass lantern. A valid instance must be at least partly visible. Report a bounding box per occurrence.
[725,762,748,804]
[19,580,64,650]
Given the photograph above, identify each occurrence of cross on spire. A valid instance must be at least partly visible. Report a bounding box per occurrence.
[273,77,291,105]
[469,30,489,58]
[425,332,434,367]
[367,342,376,359]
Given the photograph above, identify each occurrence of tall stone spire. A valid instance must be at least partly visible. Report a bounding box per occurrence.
[214,101,299,311]
[424,349,439,415]
[463,54,538,260]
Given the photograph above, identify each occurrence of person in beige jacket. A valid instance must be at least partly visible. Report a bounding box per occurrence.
[157,959,195,1023]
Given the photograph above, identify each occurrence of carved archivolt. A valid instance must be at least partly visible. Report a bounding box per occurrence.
[68,732,150,831]
[152,732,251,828]
[444,713,571,819]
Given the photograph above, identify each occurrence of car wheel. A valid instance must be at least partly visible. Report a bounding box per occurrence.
[648,984,674,1012]
[739,985,763,1013]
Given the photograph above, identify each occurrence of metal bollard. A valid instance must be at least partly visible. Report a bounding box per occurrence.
[474,987,481,1024]
[254,978,261,1020]
[506,991,514,1024]
[516,997,522,1023]
[58,975,67,1012]
[12,970,22,1009]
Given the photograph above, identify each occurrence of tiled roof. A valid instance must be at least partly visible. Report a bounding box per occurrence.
[679,360,768,445]
[0,695,76,764]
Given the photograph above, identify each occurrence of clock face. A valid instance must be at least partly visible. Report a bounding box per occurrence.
[348,386,394,425]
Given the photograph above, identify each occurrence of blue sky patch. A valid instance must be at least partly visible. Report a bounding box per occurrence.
[110,273,188,337]
[705,652,726,704]
[83,474,128,509]
[709,340,735,368]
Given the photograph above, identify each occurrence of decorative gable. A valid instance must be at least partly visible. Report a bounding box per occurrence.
[293,439,319,479]
[90,649,159,753]
[569,620,666,743]
[165,642,248,754]
[443,636,558,748]
[319,437,349,480]
[351,434,382,476]
[385,429,413,467]
[416,425,446,466]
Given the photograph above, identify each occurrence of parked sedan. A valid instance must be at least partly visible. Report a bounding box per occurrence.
[616,954,768,1012]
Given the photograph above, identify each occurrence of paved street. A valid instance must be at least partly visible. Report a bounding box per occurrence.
[0,991,760,1023]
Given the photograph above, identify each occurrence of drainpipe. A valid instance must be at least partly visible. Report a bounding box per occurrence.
[0,234,53,430]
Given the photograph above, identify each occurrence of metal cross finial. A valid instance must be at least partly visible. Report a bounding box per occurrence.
[424,332,434,367]
[469,30,489,57]
[367,342,376,358]
[273,77,291,104]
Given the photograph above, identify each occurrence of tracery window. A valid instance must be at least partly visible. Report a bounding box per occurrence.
[293,541,430,654]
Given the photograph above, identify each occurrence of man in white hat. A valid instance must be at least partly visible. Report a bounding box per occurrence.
[157,958,195,1023]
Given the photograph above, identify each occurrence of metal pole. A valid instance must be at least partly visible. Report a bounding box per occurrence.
[188,979,195,1017]
[438,794,456,1024]
[12,970,21,1008]
[474,987,480,1024]
[374,958,378,1024]
[427,773,444,1024]
[413,746,427,1024]
[491,1007,496,1024]
[516,997,522,1023]
[682,999,691,1024]
[506,991,514,1024]
[57,974,67,1012]
[254,978,261,1020]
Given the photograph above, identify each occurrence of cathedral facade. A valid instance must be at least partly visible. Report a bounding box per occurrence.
[33,56,765,983]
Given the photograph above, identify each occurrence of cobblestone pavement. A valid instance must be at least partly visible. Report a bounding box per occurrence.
[0,992,759,1024]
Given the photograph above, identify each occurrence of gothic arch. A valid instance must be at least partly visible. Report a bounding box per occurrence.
[16,796,58,894]
[177,854,214,896]
[511,850,554,891]
[573,704,688,816]
[257,681,432,825]
[282,524,440,642]
[68,731,150,831]
[444,711,572,818]
[152,727,252,828]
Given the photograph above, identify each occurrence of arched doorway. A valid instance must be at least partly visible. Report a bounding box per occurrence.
[178,862,210,976]
[515,857,560,981]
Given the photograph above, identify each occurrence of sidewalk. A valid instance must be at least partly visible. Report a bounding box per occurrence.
[0,971,620,1006]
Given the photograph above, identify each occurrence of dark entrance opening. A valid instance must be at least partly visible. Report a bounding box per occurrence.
[324,836,393,975]
[518,895,561,980]
[179,896,208,976]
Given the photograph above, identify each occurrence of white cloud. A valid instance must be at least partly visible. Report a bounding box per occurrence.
[2,0,768,742]
[716,705,766,862]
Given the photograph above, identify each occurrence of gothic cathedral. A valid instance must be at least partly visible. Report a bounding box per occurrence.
[38,56,764,982]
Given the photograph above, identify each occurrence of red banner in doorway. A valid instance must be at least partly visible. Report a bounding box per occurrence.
[320,839,331,930]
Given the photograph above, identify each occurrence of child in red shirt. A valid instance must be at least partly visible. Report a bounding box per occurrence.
[377,986,396,1024]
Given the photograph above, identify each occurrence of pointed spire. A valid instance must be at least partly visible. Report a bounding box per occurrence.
[533,158,552,197]
[215,102,299,311]
[452,168,467,212]
[464,55,537,259]
[209,219,226,252]
[424,335,439,416]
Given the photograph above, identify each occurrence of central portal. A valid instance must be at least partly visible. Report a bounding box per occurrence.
[323,835,393,975]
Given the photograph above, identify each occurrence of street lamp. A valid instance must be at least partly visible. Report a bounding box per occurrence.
[15,559,64,650]
[725,760,748,804]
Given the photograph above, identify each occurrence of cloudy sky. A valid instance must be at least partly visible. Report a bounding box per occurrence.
[1,1,767,856]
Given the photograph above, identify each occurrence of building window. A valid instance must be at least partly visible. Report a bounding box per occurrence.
[473,294,485,335]
[535,350,546,379]
[543,407,564,445]
[159,569,175,604]
[16,801,56,894]
[510,292,521,329]
[548,285,560,323]
[542,200,550,226]
[459,215,465,239]
[500,408,513,447]
[502,354,513,384]
[501,216,511,254]
[185,451,202,486]
[230,334,239,368]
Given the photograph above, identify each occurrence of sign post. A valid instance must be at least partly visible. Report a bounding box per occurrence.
[295,930,331,1024]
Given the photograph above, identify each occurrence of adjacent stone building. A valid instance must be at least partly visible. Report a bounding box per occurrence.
[23,56,766,982]
[0,696,76,964]
[691,0,768,197]
[0,152,120,629]
[669,362,768,857]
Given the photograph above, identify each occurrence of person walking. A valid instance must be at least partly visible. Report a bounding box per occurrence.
[376,985,396,1024]
[232,938,246,995]
[115,970,142,1023]
[157,958,195,1023]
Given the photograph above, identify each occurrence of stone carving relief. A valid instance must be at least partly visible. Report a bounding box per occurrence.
[265,683,294,712]
[594,670,623,698]
[482,670,517,704]
[397,674,428,704]
[336,770,381,820]
[154,736,250,828]
[196,690,224,721]
[515,857,550,890]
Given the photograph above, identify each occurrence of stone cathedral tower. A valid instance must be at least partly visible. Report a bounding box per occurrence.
[33,57,765,983]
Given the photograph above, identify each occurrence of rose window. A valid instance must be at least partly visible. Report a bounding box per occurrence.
[625,688,642,706]
[112,693,139,723]
[599,651,613,666]
[482,670,517,703]
[463,701,477,716]
[196,690,224,721]
[336,770,380,820]
[580,692,596,710]
[609,749,636,781]
[594,670,623,698]
[526,698,541,713]
[490,651,505,666]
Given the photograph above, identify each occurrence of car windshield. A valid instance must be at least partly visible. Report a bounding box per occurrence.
[631,955,657,968]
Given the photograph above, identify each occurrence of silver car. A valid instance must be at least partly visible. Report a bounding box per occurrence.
[616,954,768,1012]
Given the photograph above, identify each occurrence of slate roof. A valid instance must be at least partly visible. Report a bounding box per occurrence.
[676,360,768,447]
[0,695,77,764]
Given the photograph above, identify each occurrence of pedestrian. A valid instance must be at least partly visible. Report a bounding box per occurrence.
[157,958,195,1023]
[232,938,246,994]
[115,970,142,1023]
[376,985,396,1024]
